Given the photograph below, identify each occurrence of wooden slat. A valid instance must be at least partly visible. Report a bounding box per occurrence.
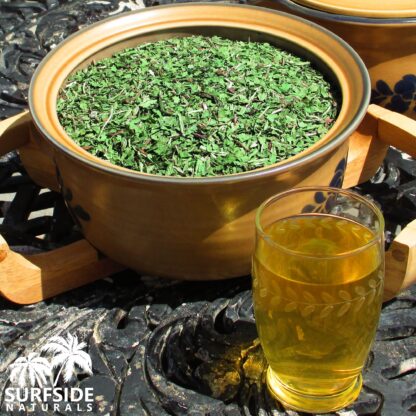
[384,220,416,301]
[343,110,389,189]
[0,110,30,155]
[368,104,416,158]
[0,237,124,304]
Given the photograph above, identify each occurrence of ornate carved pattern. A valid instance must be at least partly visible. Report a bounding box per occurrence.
[0,2,416,415]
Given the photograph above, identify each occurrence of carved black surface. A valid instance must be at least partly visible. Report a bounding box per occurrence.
[0,1,416,415]
[0,151,81,253]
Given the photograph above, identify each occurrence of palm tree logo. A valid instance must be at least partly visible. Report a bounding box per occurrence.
[41,333,93,387]
[9,353,52,388]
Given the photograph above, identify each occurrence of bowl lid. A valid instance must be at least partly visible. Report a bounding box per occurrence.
[292,0,416,18]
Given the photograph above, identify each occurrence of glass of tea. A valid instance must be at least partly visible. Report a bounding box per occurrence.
[252,187,384,413]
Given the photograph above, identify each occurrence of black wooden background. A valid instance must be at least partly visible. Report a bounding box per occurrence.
[0,1,415,415]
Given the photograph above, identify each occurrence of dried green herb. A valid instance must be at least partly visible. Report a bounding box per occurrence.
[57,35,339,177]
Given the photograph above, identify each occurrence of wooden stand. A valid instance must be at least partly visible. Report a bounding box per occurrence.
[0,104,415,304]
[0,111,125,304]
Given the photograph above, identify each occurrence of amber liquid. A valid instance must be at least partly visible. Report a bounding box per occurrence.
[253,214,383,401]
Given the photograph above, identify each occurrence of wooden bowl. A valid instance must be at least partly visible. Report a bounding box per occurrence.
[20,4,372,279]
[256,0,416,119]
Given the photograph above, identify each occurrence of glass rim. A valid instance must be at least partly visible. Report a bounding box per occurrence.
[255,186,385,260]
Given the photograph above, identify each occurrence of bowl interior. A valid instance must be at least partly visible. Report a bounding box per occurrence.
[69,26,341,167]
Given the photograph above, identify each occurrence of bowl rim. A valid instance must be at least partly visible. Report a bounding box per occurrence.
[276,0,416,24]
[29,3,371,185]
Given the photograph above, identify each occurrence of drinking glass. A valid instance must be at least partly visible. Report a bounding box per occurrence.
[252,187,384,413]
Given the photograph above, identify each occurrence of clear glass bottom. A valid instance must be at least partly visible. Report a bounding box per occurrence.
[266,367,362,413]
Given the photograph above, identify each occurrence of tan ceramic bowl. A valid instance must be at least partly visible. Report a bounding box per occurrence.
[257,0,416,119]
[23,3,370,280]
